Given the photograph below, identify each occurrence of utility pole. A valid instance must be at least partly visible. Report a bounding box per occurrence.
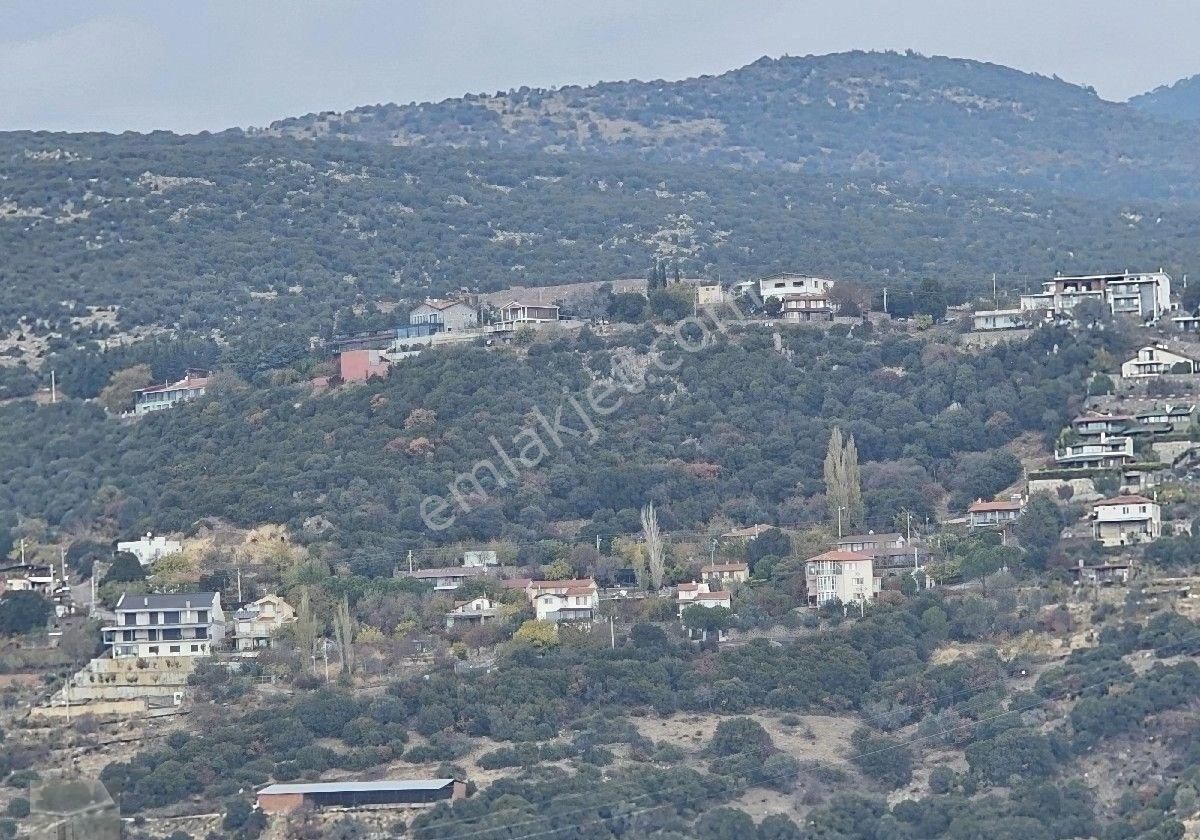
[60,546,67,588]
[595,535,601,553]
[50,369,56,404]
[236,565,243,603]
[709,538,717,567]
[837,506,846,539]
[882,287,888,314]
[609,615,615,650]
[992,273,997,306]
[323,640,330,683]
[19,539,25,565]
[905,511,912,542]
[407,550,414,574]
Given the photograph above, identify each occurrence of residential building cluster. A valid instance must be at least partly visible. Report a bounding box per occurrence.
[973,270,1173,331]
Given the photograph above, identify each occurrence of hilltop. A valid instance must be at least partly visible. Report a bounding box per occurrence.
[1130,73,1200,123]
[259,50,1200,201]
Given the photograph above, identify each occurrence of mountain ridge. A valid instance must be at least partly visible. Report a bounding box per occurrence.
[1130,73,1200,123]
[255,50,1200,202]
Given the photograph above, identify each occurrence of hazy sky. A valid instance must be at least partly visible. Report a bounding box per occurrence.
[5,0,1200,133]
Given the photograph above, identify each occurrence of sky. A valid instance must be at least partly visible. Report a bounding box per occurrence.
[4,0,1200,133]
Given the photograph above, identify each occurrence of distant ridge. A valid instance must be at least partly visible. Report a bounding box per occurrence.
[1130,73,1200,124]
[257,50,1200,202]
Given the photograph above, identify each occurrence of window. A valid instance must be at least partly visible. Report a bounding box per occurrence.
[197,610,208,623]
[148,646,159,654]
[169,645,180,653]
[190,645,200,652]
[163,611,181,624]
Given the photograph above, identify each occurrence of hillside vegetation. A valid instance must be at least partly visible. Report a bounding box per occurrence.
[3,131,1200,347]
[261,51,1200,201]
[1130,73,1200,123]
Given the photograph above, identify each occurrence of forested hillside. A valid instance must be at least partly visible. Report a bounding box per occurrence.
[261,51,1200,201]
[4,130,1200,347]
[0,323,1110,561]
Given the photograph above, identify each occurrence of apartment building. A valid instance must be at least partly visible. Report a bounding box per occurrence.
[804,550,878,607]
[102,592,224,658]
[1092,495,1162,547]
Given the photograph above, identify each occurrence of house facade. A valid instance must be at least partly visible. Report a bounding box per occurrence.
[409,299,479,333]
[835,533,926,578]
[804,550,878,607]
[444,597,500,629]
[1054,433,1135,468]
[527,579,598,624]
[491,301,561,331]
[133,369,209,416]
[677,581,732,613]
[968,499,1024,528]
[700,562,749,585]
[102,592,224,658]
[756,274,835,302]
[233,594,295,652]
[1092,495,1162,547]
[972,308,1027,331]
[780,294,834,323]
[116,534,182,566]
[1018,271,1172,322]
[405,566,488,591]
[1121,344,1198,378]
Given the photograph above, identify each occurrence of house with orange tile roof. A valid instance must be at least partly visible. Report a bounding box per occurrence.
[804,549,879,608]
[967,498,1025,529]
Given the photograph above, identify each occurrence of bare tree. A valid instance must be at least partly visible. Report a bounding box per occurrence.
[641,502,665,591]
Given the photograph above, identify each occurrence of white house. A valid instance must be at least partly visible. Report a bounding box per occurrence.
[116,534,183,567]
[232,594,295,652]
[490,301,561,331]
[445,596,501,629]
[133,369,209,416]
[1121,344,1198,379]
[527,579,598,624]
[755,274,835,303]
[1092,495,1162,547]
[804,550,878,608]
[1054,433,1135,469]
[1019,270,1172,322]
[677,581,732,613]
[102,592,224,659]
[409,298,479,333]
[462,550,499,568]
[972,308,1028,331]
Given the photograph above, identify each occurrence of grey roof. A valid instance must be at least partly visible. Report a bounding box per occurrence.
[258,779,456,796]
[116,592,218,611]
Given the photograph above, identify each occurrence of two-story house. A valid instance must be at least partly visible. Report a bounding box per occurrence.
[835,532,927,578]
[1092,495,1162,547]
[804,550,878,608]
[780,294,834,323]
[1054,433,1135,469]
[526,579,598,624]
[444,596,501,629]
[490,301,561,332]
[967,499,1024,529]
[700,562,749,586]
[1071,413,1133,438]
[1121,344,1198,379]
[755,274,835,303]
[102,592,224,658]
[133,369,210,416]
[409,298,479,333]
[233,594,295,652]
[677,581,732,613]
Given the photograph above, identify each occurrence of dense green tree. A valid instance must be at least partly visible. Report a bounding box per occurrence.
[0,591,52,636]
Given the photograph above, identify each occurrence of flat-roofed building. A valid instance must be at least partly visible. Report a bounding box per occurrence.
[256,779,467,814]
